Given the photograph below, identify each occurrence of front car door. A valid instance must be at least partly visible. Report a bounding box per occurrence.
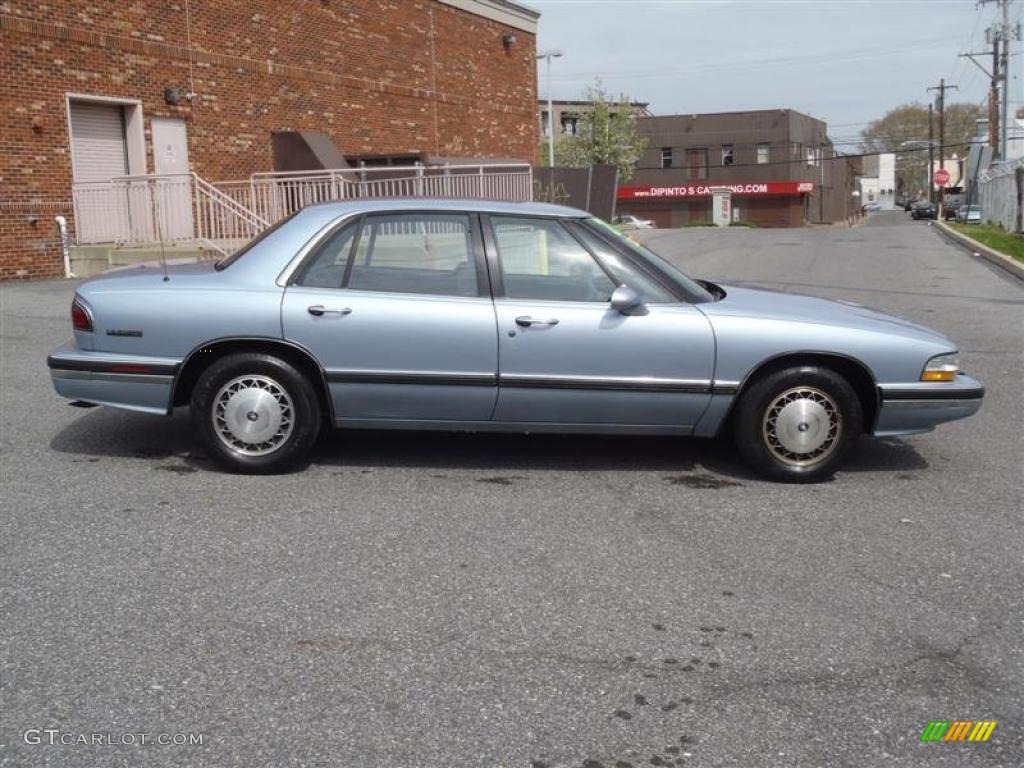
[281,211,498,424]
[485,214,716,432]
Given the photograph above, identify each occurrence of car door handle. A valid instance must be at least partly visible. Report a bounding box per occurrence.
[308,305,352,317]
[515,316,559,327]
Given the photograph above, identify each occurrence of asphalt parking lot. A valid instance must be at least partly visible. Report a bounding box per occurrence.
[1,211,1022,767]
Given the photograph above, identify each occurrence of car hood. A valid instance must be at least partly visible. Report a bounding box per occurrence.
[699,284,954,347]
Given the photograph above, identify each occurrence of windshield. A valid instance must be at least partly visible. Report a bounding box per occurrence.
[583,217,714,302]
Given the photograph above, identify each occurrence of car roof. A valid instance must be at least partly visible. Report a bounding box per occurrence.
[303,197,591,218]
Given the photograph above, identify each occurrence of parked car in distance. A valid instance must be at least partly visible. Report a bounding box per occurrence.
[955,205,982,224]
[904,199,916,212]
[862,203,881,213]
[613,214,655,230]
[48,199,984,483]
[942,193,965,219]
[911,201,937,220]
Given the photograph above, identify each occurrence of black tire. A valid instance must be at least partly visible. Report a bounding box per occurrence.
[733,365,862,483]
[191,353,321,474]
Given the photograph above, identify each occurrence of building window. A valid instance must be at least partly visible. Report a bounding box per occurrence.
[685,148,708,180]
[721,144,734,166]
[540,111,550,138]
[660,147,672,168]
[757,143,770,164]
[806,146,820,167]
[561,115,578,136]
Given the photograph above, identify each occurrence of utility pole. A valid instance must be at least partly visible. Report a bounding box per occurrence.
[999,0,1010,160]
[928,103,935,203]
[992,34,1001,154]
[928,78,957,210]
[959,33,1001,155]
[978,0,1022,160]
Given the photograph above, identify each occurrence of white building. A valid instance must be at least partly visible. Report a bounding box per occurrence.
[859,153,896,209]
[975,117,1024,162]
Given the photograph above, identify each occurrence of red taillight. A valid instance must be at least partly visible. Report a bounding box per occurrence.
[71,299,92,332]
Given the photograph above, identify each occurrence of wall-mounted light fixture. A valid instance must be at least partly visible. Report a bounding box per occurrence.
[164,86,186,105]
[502,34,517,47]
[164,86,196,105]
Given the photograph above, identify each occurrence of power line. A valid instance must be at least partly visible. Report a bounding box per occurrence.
[546,37,955,82]
[630,142,983,174]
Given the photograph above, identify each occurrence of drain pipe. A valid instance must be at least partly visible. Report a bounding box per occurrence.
[54,216,75,278]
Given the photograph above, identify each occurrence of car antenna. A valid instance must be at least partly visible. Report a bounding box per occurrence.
[147,179,170,282]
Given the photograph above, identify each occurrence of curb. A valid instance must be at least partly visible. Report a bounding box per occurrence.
[934,221,1024,281]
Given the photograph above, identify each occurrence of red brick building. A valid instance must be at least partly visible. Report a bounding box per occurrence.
[0,0,539,279]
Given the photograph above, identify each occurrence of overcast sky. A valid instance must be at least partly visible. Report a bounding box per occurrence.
[531,0,1022,151]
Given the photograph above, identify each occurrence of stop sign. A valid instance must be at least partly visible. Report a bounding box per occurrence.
[933,168,950,186]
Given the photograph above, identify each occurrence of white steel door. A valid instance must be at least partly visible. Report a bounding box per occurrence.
[151,117,193,241]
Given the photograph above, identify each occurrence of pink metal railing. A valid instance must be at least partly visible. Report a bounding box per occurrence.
[71,163,532,254]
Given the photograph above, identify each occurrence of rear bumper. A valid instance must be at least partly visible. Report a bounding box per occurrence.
[47,341,180,415]
[874,374,984,436]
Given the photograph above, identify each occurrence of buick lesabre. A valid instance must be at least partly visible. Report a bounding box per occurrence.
[48,199,984,481]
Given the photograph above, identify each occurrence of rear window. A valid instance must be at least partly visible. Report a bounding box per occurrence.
[214,211,300,271]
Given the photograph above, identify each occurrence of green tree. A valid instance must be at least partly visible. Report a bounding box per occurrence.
[860,102,981,195]
[547,80,648,181]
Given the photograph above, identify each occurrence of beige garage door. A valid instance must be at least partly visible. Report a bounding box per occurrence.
[69,101,130,243]
[69,102,128,182]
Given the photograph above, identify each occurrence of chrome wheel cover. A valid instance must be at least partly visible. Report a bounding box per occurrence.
[762,386,841,467]
[212,375,294,456]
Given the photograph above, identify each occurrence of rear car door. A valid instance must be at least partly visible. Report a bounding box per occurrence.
[281,211,498,422]
[485,215,716,430]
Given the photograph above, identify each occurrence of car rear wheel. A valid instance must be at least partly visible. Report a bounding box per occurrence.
[734,366,862,483]
[191,353,320,474]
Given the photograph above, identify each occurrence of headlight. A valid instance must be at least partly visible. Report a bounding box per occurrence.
[921,352,960,382]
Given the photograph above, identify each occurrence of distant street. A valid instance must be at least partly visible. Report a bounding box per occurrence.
[2,211,1022,767]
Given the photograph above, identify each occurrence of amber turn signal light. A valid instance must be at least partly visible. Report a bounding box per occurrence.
[920,353,960,382]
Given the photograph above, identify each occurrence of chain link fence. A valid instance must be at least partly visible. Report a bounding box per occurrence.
[977,159,1024,233]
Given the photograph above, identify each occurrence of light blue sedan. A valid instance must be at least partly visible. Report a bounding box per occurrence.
[48,200,984,481]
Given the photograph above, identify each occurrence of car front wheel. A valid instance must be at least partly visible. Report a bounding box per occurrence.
[191,353,321,474]
[734,366,862,483]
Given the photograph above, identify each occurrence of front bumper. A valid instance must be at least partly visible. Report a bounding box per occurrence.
[874,374,984,436]
[47,341,181,415]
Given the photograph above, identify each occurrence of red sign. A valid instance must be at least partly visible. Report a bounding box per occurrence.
[933,169,950,186]
[617,181,814,200]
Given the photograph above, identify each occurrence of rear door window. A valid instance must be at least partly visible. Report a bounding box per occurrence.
[346,213,478,297]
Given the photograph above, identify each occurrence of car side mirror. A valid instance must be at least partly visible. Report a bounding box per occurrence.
[610,284,646,315]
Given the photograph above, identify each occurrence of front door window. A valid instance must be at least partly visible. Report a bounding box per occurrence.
[490,216,615,302]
